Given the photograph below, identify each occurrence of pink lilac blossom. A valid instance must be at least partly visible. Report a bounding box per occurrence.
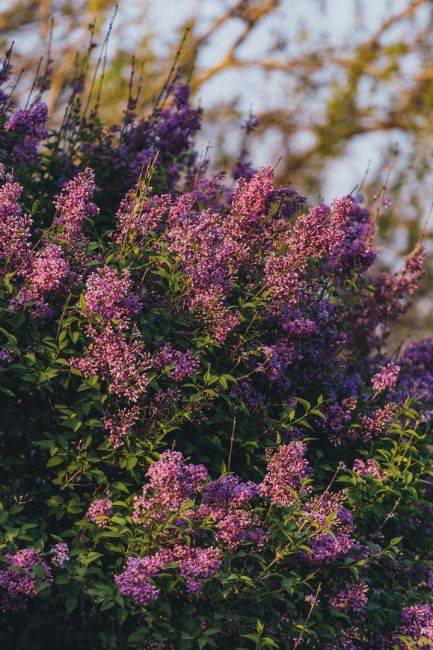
[83,266,142,325]
[13,244,70,317]
[116,192,172,241]
[52,168,99,244]
[116,544,221,605]
[0,548,52,611]
[397,243,427,298]
[227,166,274,260]
[360,403,395,441]
[260,442,311,507]
[70,326,151,401]
[0,180,32,273]
[372,362,400,393]
[51,542,69,567]
[167,195,241,341]
[353,458,387,481]
[153,343,199,381]
[85,497,113,527]
[328,582,369,615]
[133,451,208,524]
[102,404,140,448]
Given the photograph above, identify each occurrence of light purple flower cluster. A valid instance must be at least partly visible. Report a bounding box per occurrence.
[116,192,172,241]
[0,548,52,611]
[199,475,265,550]
[353,458,387,481]
[51,542,70,567]
[115,554,164,605]
[133,451,208,523]
[398,604,433,648]
[360,403,395,441]
[372,362,400,393]
[328,582,369,615]
[52,168,99,244]
[259,442,311,507]
[84,266,142,325]
[0,345,14,363]
[168,200,239,342]
[102,404,140,448]
[259,342,301,382]
[5,102,48,164]
[14,244,70,317]
[303,493,354,564]
[71,326,151,401]
[172,545,222,593]
[398,339,433,402]
[85,497,113,527]
[153,343,199,381]
[0,179,32,273]
[116,544,221,606]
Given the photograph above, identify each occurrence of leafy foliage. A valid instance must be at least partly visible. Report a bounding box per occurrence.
[0,55,432,650]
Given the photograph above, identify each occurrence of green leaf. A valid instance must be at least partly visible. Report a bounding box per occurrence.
[46,456,64,468]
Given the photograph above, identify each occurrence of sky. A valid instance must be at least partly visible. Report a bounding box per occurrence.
[137,0,425,201]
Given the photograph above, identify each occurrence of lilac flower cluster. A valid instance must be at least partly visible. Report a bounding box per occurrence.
[259,442,311,507]
[133,451,208,524]
[5,102,48,164]
[172,545,222,593]
[0,179,32,273]
[14,244,70,317]
[116,544,222,606]
[372,362,400,393]
[84,267,142,325]
[85,498,113,527]
[303,493,355,564]
[0,345,14,363]
[71,326,151,401]
[199,475,265,550]
[328,582,369,615]
[353,458,387,481]
[153,343,199,381]
[115,554,164,605]
[116,192,172,242]
[52,168,99,244]
[398,604,433,648]
[51,543,70,567]
[0,548,52,611]
[102,404,140,448]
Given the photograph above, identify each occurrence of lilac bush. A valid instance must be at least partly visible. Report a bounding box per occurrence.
[0,55,432,650]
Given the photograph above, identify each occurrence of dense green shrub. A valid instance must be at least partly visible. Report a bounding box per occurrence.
[0,54,433,649]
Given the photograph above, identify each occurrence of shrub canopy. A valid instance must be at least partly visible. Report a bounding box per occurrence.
[0,60,433,650]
